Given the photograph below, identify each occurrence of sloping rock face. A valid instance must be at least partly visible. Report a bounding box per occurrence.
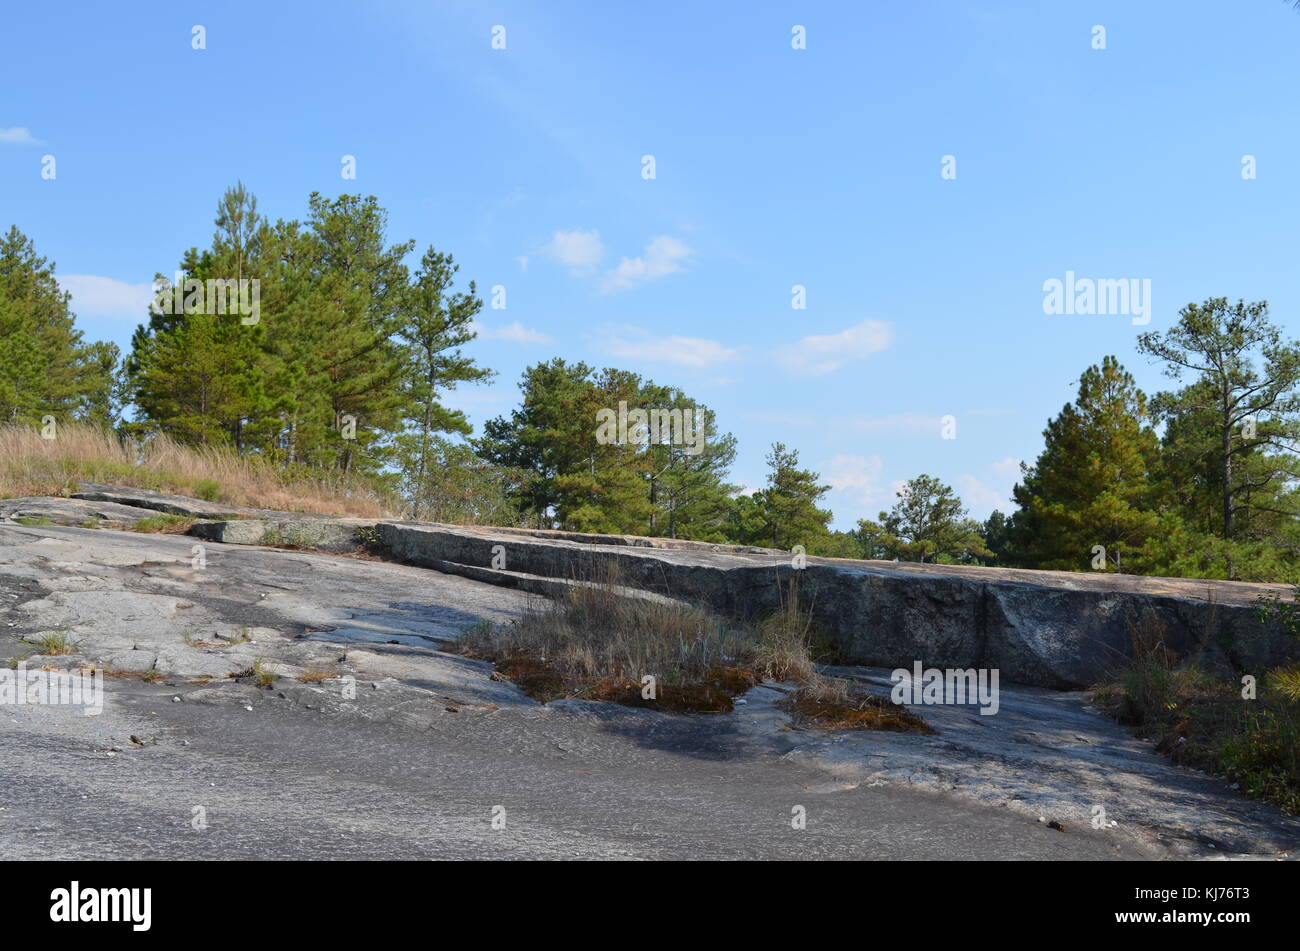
[71,483,308,520]
[6,483,1293,689]
[0,496,161,526]
[374,523,1298,688]
[189,517,380,553]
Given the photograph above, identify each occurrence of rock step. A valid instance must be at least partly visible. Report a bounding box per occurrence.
[419,558,695,609]
[373,522,1300,689]
[71,483,315,520]
[171,511,1300,690]
[0,496,163,526]
[189,517,379,552]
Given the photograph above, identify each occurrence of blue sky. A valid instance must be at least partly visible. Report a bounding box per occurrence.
[3,1,1299,529]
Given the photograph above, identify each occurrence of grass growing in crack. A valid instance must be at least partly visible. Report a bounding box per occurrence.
[232,657,276,688]
[1093,607,1300,814]
[458,564,930,732]
[28,630,79,655]
[129,513,196,534]
[15,516,52,526]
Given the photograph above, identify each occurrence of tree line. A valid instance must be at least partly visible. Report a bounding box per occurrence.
[3,186,1298,581]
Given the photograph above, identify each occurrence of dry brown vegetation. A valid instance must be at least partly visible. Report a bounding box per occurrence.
[460,565,931,731]
[296,669,340,683]
[0,423,395,517]
[1093,608,1300,813]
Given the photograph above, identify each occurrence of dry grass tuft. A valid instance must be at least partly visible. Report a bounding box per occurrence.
[780,689,936,734]
[462,563,755,711]
[0,422,396,517]
[1093,608,1300,814]
[461,564,930,731]
[296,669,339,683]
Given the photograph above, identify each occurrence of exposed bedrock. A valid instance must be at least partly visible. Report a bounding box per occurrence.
[9,481,1290,690]
[374,523,1297,689]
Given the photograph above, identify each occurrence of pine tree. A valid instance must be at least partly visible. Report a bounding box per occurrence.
[1007,356,1162,571]
[391,247,492,518]
[636,381,737,541]
[0,226,114,425]
[478,358,601,526]
[864,474,991,563]
[745,442,834,550]
[1138,298,1300,578]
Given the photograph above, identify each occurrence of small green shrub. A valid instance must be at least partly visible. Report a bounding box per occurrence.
[193,478,222,502]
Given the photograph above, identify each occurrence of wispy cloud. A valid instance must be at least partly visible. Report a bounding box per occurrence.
[775,319,893,375]
[843,412,943,435]
[954,458,1022,517]
[990,456,1022,481]
[822,453,888,508]
[597,324,738,368]
[599,235,691,292]
[542,229,605,272]
[0,127,42,145]
[57,274,153,320]
[471,319,553,344]
[955,473,1011,515]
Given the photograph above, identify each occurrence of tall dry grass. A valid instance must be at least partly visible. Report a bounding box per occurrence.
[462,561,753,687]
[0,422,397,517]
[460,562,843,696]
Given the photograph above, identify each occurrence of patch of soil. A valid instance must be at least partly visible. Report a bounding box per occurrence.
[488,655,757,714]
[778,692,936,734]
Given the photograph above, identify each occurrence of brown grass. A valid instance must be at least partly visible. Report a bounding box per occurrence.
[461,565,930,731]
[295,670,339,683]
[0,422,396,517]
[780,689,936,734]
[1093,609,1300,814]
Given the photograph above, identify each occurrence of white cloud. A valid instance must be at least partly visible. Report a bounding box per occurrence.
[599,235,691,292]
[542,229,605,271]
[598,325,738,368]
[515,255,529,272]
[471,319,552,344]
[775,320,893,376]
[822,454,887,507]
[57,274,154,320]
[0,127,41,145]
[991,456,1022,481]
[955,473,1012,516]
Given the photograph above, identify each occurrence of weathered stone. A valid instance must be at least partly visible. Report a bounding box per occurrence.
[4,517,1298,856]
[0,496,160,526]
[189,518,377,552]
[70,482,306,520]
[374,523,1298,688]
